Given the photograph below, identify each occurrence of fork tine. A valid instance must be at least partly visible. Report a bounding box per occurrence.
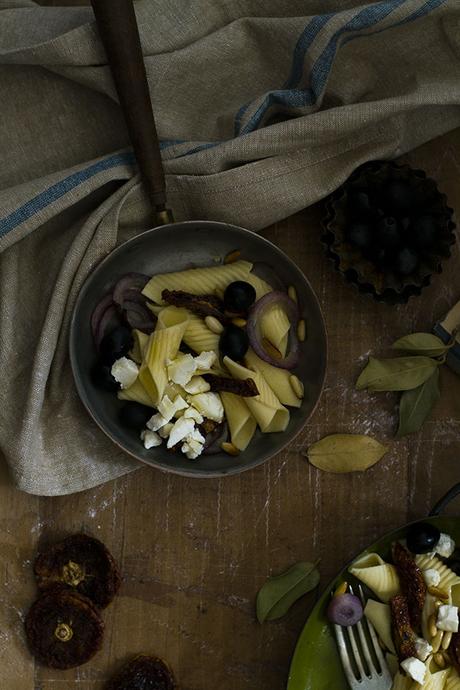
[346,619,367,679]
[334,624,358,686]
[357,584,388,669]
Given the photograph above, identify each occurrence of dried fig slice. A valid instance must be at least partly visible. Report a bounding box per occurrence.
[25,587,104,669]
[34,533,121,609]
[450,631,460,674]
[390,594,416,660]
[106,655,176,689]
[392,542,426,630]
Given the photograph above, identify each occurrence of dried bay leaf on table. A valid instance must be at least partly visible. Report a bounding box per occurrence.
[396,368,440,438]
[304,434,387,473]
[392,333,450,357]
[356,356,439,392]
[256,561,320,623]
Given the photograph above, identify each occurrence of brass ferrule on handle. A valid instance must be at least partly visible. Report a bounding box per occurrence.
[90,0,174,223]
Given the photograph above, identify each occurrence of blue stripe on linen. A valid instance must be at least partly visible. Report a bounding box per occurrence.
[0,151,136,240]
[234,12,333,136]
[237,0,442,136]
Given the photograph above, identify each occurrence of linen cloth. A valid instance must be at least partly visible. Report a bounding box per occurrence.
[0,0,459,495]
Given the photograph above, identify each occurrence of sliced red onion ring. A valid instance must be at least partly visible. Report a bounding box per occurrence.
[123,300,156,333]
[91,293,114,343]
[95,305,122,351]
[203,422,228,455]
[112,273,150,307]
[247,291,299,370]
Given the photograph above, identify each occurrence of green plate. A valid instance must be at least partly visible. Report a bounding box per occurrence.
[287,516,460,690]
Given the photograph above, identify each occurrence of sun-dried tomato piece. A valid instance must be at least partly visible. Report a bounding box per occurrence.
[390,594,416,660]
[106,655,176,689]
[34,533,121,609]
[450,631,460,674]
[162,289,225,321]
[203,374,259,397]
[392,542,426,630]
[25,587,104,669]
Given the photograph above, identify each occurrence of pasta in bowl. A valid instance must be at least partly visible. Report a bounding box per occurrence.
[69,220,327,477]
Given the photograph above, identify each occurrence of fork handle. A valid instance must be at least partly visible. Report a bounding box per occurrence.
[90,0,172,224]
[429,483,460,516]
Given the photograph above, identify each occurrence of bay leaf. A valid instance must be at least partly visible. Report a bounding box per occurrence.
[396,368,440,438]
[256,561,320,623]
[392,332,449,357]
[304,434,387,473]
[356,356,439,392]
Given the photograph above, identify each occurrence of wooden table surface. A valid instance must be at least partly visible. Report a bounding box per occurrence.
[3,3,460,689]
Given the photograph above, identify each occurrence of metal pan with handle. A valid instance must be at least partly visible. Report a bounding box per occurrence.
[287,483,460,690]
[69,0,327,478]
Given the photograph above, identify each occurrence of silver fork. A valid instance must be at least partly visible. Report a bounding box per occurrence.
[333,584,393,690]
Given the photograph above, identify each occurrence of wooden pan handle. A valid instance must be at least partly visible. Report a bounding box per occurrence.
[91,0,173,224]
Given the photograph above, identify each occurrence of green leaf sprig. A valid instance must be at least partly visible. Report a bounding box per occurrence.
[356,331,456,438]
[256,561,320,623]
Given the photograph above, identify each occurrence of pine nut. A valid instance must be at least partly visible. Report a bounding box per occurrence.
[221,441,239,456]
[297,319,306,342]
[231,317,247,328]
[431,630,444,653]
[205,316,224,334]
[288,285,298,303]
[434,652,446,668]
[428,585,449,600]
[434,599,443,610]
[334,581,347,597]
[262,338,282,360]
[224,249,241,264]
[290,374,304,399]
[429,614,438,638]
[442,632,452,650]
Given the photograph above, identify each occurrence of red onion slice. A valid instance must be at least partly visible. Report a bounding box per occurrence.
[247,291,300,370]
[91,293,114,343]
[95,305,122,351]
[113,273,150,307]
[123,300,156,333]
[203,422,228,455]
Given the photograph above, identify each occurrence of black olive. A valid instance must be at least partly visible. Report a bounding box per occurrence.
[375,217,401,249]
[346,223,372,250]
[366,246,393,271]
[406,522,440,554]
[91,361,119,392]
[99,326,133,365]
[119,403,153,431]
[394,247,419,276]
[347,191,373,218]
[383,180,414,214]
[411,215,438,250]
[224,281,256,313]
[219,324,249,361]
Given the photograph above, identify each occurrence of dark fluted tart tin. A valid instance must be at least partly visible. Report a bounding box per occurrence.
[321,161,456,304]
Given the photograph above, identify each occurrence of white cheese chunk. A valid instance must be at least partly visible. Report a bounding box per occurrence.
[157,394,188,422]
[167,417,195,448]
[111,357,139,389]
[146,413,168,431]
[414,637,432,662]
[158,422,174,439]
[181,442,201,460]
[400,657,426,685]
[186,427,206,445]
[194,350,217,371]
[167,353,197,386]
[435,533,456,558]
[437,604,459,632]
[183,376,211,394]
[423,568,441,587]
[184,407,204,424]
[188,392,224,422]
[140,429,162,449]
